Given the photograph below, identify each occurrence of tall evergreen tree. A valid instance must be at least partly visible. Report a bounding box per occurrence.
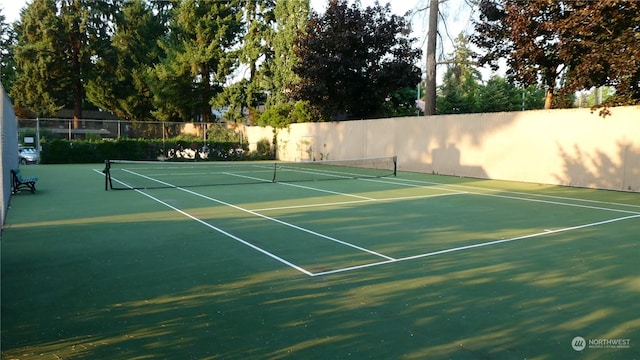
[0,8,17,93]
[477,76,523,113]
[12,0,69,117]
[265,0,309,106]
[148,0,243,122]
[436,34,481,114]
[12,0,114,124]
[239,0,274,124]
[85,0,165,121]
[246,0,316,128]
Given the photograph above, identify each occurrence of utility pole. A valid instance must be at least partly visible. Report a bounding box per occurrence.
[424,0,438,116]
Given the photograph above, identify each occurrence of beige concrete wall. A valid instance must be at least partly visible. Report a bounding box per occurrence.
[243,125,274,153]
[245,106,640,192]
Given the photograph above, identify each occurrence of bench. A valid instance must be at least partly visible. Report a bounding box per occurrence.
[11,169,38,194]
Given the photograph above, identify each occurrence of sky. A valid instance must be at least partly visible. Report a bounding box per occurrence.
[2,1,25,23]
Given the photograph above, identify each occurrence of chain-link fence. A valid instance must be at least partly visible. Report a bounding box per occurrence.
[16,118,275,163]
[16,118,220,142]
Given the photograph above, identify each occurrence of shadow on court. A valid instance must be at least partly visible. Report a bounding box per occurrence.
[2,165,638,359]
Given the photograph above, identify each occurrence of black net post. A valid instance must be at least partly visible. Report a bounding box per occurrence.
[103,160,112,191]
[272,162,278,183]
[393,156,397,176]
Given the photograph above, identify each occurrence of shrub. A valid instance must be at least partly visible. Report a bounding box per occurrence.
[255,138,274,159]
[39,138,252,163]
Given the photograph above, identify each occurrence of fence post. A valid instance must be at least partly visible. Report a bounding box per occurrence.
[36,118,41,161]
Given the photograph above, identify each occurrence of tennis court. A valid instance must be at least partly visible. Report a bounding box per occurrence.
[2,162,638,359]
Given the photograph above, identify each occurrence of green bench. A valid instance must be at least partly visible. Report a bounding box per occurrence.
[11,169,38,194]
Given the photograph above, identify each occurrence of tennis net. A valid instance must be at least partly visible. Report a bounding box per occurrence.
[103,156,397,190]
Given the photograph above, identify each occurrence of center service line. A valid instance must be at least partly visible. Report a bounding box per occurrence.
[123,169,396,261]
[94,168,314,276]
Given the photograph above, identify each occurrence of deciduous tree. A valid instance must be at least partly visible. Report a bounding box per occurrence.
[473,0,568,109]
[85,0,165,121]
[148,0,243,122]
[291,0,421,120]
[557,0,640,107]
[473,0,640,109]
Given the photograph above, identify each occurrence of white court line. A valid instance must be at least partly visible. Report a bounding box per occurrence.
[93,169,314,275]
[235,175,639,275]
[251,173,466,211]
[135,189,315,276]
[378,177,640,215]
[224,171,376,201]
[177,186,395,261]
[360,177,467,195]
[99,168,640,277]
[221,170,274,184]
[120,169,396,262]
[310,214,640,277]
[278,181,375,200]
[390,178,640,215]
[252,192,463,212]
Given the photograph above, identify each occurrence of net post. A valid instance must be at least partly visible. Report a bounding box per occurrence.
[272,162,277,183]
[393,156,397,176]
[103,160,112,191]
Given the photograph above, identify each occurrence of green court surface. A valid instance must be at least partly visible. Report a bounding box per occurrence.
[2,164,638,359]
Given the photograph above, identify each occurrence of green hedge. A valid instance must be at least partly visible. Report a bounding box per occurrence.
[39,139,271,164]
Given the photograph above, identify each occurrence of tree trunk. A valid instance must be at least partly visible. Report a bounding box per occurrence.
[72,41,82,129]
[249,60,257,125]
[73,84,82,129]
[424,0,438,116]
[69,5,82,129]
[544,88,553,109]
[202,63,210,123]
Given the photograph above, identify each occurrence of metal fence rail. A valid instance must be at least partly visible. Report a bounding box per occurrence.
[17,118,219,142]
[15,118,262,163]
